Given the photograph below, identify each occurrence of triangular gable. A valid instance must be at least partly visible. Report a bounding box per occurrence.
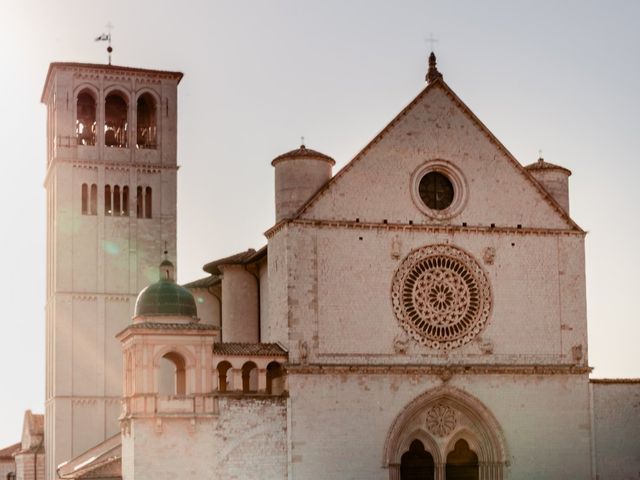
[292,78,581,231]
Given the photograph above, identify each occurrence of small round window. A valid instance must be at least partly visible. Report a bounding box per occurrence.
[411,160,468,220]
[418,172,454,210]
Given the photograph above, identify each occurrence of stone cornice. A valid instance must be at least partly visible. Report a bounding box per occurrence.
[287,364,592,376]
[44,158,178,184]
[265,218,585,239]
[41,62,183,103]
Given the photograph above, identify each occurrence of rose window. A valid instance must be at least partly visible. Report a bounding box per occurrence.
[391,245,492,349]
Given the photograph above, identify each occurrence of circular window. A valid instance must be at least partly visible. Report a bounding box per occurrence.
[419,172,454,210]
[391,245,492,350]
[411,161,467,220]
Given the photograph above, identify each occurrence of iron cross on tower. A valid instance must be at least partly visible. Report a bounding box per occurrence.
[425,34,438,52]
[105,21,114,64]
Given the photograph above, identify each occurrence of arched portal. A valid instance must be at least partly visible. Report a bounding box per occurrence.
[446,439,478,480]
[401,439,435,480]
[383,386,507,480]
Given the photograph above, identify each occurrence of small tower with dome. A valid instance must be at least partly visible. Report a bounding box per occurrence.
[117,257,218,478]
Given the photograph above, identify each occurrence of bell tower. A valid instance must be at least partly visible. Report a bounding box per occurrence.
[41,62,182,479]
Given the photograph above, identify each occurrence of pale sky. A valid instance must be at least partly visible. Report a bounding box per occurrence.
[0,0,638,446]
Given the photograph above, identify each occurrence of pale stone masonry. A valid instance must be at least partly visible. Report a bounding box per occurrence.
[1,51,638,480]
[40,63,181,480]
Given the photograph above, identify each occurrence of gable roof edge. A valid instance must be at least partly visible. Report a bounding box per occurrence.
[292,79,582,232]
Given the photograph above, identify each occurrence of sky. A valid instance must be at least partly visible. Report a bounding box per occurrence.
[0,0,638,447]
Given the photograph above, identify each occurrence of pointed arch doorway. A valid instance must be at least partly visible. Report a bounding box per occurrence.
[400,439,435,480]
[384,386,507,480]
[446,439,479,480]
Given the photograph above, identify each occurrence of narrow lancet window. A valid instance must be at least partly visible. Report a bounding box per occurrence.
[90,184,98,215]
[122,186,129,216]
[76,91,96,146]
[145,187,152,218]
[81,183,88,214]
[136,186,143,218]
[105,185,112,215]
[113,185,121,216]
[104,92,128,148]
[137,93,157,148]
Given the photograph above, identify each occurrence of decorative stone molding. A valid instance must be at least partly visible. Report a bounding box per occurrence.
[391,236,402,260]
[425,403,457,436]
[410,160,468,220]
[393,332,410,355]
[482,247,496,265]
[265,217,586,239]
[383,386,508,480]
[72,294,97,301]
[287,364,592,376]
[391,244,492,350]
[571,344,583,363]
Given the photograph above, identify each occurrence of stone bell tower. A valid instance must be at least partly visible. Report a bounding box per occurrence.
[41,62,182,479]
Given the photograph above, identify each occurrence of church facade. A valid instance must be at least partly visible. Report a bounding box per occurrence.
[2,52,639,480]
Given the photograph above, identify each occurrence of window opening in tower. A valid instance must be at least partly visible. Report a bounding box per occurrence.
[137,93,157,149]
[105,92,128,148]
[76,91,96,146]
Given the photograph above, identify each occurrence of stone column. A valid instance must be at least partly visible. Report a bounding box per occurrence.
[258,368,267,392]
[387,464,400,480]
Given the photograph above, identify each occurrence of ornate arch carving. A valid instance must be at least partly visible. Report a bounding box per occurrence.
[383,385,507,479]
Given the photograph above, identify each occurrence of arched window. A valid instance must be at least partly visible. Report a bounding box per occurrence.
[217,361,232,393]
[113,185,121,216]
[241,361,258,393]
[137,93,157,149]
[7,472,16,480]
[266,361,284,395]
[122,186,129,216]
[446,439,479,480]
[145,187,152,218]
[105,185,112,215]
[90,184,97,215]
[104,92,128,148]
[158,351,186,396]
[400,440,434,480]
[81,183,88,214]
[76,90,96,146]
[136,186,143,218]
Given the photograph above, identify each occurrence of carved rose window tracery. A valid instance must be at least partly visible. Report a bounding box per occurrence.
[425,403,457,437]
[391,245,492,350]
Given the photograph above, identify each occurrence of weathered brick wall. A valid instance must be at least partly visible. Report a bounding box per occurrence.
[123,397,287,480]
[0,459,16,479]
[15,452,45,480]
[283,223,586,364]
[288,373,592,479]
[591,381,640,479]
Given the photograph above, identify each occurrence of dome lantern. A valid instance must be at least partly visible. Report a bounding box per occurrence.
[133,258,198,320]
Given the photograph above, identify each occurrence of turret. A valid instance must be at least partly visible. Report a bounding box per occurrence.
[525,156,572,213]
[271,144,335,222]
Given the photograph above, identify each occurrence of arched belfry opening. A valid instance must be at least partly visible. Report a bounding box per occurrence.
[384,386,506,480]
[158,351,186,396]
[104,91,128,147]
[136,93,157,148]
[76,90,96,146]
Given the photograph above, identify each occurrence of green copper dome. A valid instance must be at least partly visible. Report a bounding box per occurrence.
[134,259,198,318]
